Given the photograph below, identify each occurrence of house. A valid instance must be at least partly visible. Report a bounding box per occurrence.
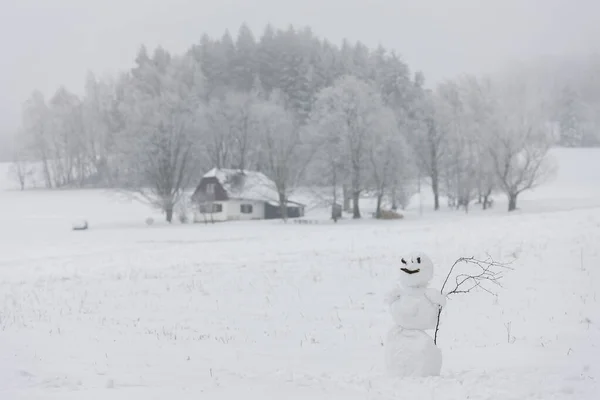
[191,168,305,222]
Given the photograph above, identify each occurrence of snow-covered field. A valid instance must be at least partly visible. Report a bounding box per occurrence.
[1,148,599,399]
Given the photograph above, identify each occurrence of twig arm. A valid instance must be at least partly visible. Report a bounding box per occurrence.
[434,255,512,345]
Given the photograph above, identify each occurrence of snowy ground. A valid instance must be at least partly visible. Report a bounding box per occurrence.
[0,148,599,399]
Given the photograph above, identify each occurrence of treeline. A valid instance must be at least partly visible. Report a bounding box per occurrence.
[505,54,600,148]
[13,24,559,220]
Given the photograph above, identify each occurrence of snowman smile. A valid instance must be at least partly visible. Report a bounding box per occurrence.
[400,268,420,274]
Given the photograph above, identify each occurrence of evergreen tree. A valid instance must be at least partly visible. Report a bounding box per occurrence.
[232,23,258,92]
[257,24,280,95]
[557,85,584,147]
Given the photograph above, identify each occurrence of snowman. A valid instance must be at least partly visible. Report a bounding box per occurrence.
[384,251,446,377]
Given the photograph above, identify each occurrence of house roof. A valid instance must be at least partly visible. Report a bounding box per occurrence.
[202,168,303,206]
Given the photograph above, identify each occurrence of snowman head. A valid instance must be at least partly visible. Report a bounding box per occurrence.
[399,252,434,287]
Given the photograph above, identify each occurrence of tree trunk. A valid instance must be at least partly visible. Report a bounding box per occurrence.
[352,191,361,219]
[375,193,383,218]
[391,186,398,210]
[431,174,440,211]
[165,206,174,223]
[42,158,53,189]
[17,169,25,191]
[447,195,455,208]
[482,188,492,210]
[342,185,351,211]
[428,130,440,211]
[279,192,288,222]
[331,184,338,222]
[508,192,518,212]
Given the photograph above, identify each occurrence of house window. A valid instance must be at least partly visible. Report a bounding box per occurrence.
[200,203,222,213]
[206,183,215,194]
[240,204,253,214]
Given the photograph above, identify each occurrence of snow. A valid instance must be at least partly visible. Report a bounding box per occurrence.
[385,327,442,377]
[0,148,599,399]
[202,167,302,204]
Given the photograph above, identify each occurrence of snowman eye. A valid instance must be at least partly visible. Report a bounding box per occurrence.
[417,257,421,264]
[401,258,407,265]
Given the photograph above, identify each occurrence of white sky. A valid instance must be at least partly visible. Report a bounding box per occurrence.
[1,0,599,137]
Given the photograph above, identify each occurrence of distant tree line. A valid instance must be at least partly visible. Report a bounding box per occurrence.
[0,134,12,162]
[12,23,569,220]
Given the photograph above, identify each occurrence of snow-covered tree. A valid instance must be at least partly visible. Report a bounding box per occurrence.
[408,87,446,211]
[203,90,261,171]
[232,23,258,92]
[47,87,85,187]
[310,75,395,218]
[368,107,407,217]
[256,24,279,94]
[203,97,232,170]
[310,135,348,221]
[10,130,33,190]
[487,79,557,212]
[460,76,497,209]
[227,91,260,171]
[437,79,488,212]
[430,75,502,212]
[20,91,53,188]
[119,48,205,222]
[81,72,121,185]
[252,90,311,220]
[305,106,348,221]
[556,85,585,147]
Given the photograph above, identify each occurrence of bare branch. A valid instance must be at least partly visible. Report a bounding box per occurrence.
[434,255,513,345]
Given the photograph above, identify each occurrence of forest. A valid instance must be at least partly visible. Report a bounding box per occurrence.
[10,23,600,221]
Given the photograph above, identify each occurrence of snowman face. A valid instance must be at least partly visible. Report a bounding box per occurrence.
[399,252,434,287]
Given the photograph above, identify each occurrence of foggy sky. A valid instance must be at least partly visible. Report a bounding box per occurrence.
[1,0,599,139]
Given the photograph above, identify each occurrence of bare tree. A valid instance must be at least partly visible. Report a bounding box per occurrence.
[81,72,120,186]
[202,90,262,170]
[20,91,53,188]
[436,80,479,212]
[10,131,33,190]
[197,191,216,224]
[304,132,348,222]
[310,75,390,219]
[490,134,556,212]
[368,108,405,218]
[226,91,261,170]
[252,90,311,221]
[435,76,502,212]
[488,81,557,211]
[476,154,496,210]
[47,86,86,187]
[461,76,498,210]
[204,98,232,170]
[408,88,446,211]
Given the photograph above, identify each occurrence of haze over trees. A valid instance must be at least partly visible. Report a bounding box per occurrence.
[11,23,593,218]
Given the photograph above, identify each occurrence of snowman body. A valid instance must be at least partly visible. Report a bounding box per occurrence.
[385,252,446,377]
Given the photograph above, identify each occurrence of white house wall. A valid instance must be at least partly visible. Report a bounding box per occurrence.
[193,200,265,223]
[225,199,265,220]
[193,201,228,222]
